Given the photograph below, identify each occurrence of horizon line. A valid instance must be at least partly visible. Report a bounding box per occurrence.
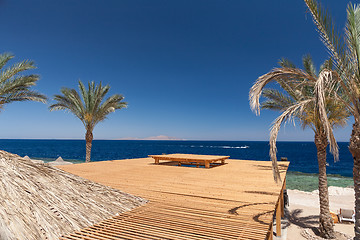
[0,138,350,143]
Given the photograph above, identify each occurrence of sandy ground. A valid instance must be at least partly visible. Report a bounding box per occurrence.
[286,187,355,239]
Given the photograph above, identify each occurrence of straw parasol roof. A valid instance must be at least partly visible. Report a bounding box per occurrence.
[23,155,44,164]
[48,156,72,166]
[31,159,44,164]
[0,150,147,239]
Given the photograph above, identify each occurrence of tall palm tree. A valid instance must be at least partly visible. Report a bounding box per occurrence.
[0,53,46,109]
[49,80,127,162]
[303,1,360,238]
[249,56,348,238]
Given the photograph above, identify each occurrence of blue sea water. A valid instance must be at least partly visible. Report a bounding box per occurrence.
[0,139,353,176]
[0,139,354,191]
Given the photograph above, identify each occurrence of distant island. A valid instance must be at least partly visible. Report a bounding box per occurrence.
[119,135,184,140]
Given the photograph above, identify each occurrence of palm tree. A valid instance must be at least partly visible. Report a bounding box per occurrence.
[49,80,127,162]
[249,56,348,238]
[0,53,46,109]
[303,1,360,238]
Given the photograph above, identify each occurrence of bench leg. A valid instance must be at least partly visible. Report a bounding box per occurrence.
[205,161,210,168]
[155,159,159,164]
[221,160,225,164]
[178,162,181,166]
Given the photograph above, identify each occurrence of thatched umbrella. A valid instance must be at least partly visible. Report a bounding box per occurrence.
[0,150,147,239]
[23,155,44,164]
[24,155,44,164]
[48,156,72,166]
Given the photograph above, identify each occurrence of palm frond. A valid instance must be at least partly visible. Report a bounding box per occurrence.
[269,99,313,182]
[343,3,360,117]
[261,89,294,111]
[50,89,85,126]
[319,58,334,72]
[0,61,36,85]
[326,99,349,128]
[78,80,87,109]
[1,91,47,104]
[249,68,314,115]
[0,53,46,109]
[94,94,127,124]
[345,4,360,80]
[302,54,317,78]
[278,58,296,68]
[315,70,339,160]
[92,82,110,118]
[304,0,346,71]
[0,53,14,70]
[0,75,40,95]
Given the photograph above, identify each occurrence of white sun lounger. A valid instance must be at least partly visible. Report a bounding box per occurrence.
[339,208,355,223]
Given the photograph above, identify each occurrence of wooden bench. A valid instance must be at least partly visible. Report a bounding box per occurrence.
[148,153,230,168]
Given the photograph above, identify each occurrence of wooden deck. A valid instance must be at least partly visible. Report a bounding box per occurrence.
[58,157,289,240]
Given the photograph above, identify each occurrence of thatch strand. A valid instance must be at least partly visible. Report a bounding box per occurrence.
[0,150,147,240]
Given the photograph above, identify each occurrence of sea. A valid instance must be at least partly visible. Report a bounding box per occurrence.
[0,139,354,192]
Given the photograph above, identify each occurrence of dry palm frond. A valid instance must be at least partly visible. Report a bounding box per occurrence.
[249,68,313,115]
[315,71,339,160]
[0,150,147,240]
[269,99,313,182]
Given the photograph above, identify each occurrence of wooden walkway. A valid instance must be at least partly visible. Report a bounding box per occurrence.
[58,157,289,240]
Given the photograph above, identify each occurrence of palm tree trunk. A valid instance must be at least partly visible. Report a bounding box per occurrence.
[315,131,335,239]
[85,130,93,163]
[349,122,360,240]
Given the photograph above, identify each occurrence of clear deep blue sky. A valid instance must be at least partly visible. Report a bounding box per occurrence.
[0,0,353,141]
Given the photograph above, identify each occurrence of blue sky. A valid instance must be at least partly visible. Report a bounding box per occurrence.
[0,0,353,141]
